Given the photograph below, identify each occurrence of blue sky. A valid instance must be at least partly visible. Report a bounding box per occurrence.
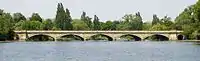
[0,0,197,22]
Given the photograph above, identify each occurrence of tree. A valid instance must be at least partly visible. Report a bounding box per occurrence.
[160,16,174,30]
[15,21,43,30]
[101,21,113,30]
[175,1,200,39]
[81,12,92,29]
[0,13,11,34]
[150,23,169,31]
[116,21,130,30]
[111,21,120,30]
[13,13,26,23]
[121,12,143,30]
[55,3,73,30]
[55,3,66,30]
[85,16,92,29]
[81,12,86,22]
[175,6,194,27]
[152,14,160,25]
[64,8,73,30]
[142,22,152,30]
[194,1,200,23]
[0,9,3,15]
[30,13,42,22]
[0,10,15,40]
[43,19,54,30]
[72,19,89,30]
[134,12,143,30]
[93,15,100,30]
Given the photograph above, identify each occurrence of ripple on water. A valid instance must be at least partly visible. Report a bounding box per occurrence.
[0,41,200,61]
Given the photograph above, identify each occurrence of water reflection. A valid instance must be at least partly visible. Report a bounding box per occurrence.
[0,41,200,61]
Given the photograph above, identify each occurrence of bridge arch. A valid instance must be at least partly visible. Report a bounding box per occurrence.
[144,34,169,41]
[88,34,113,41]
[120,34,142,41]
[27,34,55,41]
[177,34,185,40]
[58,34,84,41]
[196,35,200,40]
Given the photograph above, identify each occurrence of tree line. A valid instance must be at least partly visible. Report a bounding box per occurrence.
[1,1,200,40]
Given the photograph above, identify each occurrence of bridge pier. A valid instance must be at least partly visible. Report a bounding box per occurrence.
[168,34,178,41]
[54,37,57,42]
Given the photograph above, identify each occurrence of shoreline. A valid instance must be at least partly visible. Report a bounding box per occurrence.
[181,40,200,42]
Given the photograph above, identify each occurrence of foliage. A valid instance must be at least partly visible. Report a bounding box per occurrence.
[0,11,14,35]
[175,0,200,39]
[15,20,43,30]
[93,15,100,30]
[29,13,42,22]
[13,13,26,23]
[101,21,114,30]
[55,3,73,30]
[150,23,169,31]
[42,19,54,30]
[72,19,89,30]
[150,15,174,31]
[152,14,160,25]
[121,12,143,30]
[64,8,73,30]
[142,22,152,30]
[0,10,15,40]
[81,12,92,29]
[116,21,130,30]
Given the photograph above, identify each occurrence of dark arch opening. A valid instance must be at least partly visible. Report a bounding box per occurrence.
[196,35,200,40]
[177,35,184,40]
[144,34,169,41]
[89,34,113,41]
[120,34,141,41]
[58,34,84,41]
[27,34,55,41]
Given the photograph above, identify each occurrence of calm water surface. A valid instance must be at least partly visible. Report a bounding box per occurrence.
[0,41,200,61]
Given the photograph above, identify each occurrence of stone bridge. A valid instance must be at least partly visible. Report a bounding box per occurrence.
[14,30,183,41]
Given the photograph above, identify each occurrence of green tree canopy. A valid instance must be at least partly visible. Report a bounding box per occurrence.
[152,14,160,25]
[121,12,143,30]
[72,19,89,30]
[81,12,92,29]
[64,8,73,30]
[150,23,169,31]
[101,21,113,30]
[29,13,42,22]
[15,21,43,30]
[0,13,12,34]
[93,15,100,30]
[13,13,26,23]
[174,0,200,39]
[55,3,73,30]
[42,19,54,30]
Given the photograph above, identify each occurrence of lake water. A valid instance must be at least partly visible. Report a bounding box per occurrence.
[0,41,200,61]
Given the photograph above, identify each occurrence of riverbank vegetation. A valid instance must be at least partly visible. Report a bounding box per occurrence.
[1,1,200,41]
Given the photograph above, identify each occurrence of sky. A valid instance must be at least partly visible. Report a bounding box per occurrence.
[0,0,197,22]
